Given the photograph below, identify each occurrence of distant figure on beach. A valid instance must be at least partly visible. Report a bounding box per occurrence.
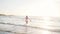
[25,16,31,24]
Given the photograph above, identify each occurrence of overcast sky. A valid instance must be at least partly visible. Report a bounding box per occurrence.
[0,0,60,16]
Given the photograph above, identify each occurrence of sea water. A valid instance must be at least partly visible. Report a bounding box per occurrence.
[0,16,60,34]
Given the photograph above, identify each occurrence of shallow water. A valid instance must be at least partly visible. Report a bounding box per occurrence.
[0,16,60,34]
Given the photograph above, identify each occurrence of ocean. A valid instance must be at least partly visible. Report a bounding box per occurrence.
[0,16,60,34]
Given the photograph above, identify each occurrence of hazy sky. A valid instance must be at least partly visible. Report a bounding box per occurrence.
[0,0,60,16]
